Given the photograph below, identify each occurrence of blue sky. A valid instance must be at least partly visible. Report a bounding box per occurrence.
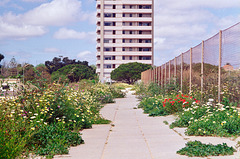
[0,0,240,66]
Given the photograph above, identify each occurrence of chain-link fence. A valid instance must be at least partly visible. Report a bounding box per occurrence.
[141,22,240,104]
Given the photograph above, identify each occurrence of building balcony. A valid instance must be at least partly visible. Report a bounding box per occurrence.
[122,34,152,38]
[103,51,152,56]
[122,9,152,13]
[121,60,152,64]
[122,26,152,30]
[96,60,101,65]
[122,43,152,47]
[104,68,115,73]
[122,17,152,22]
[121,51,152,56]
[103,43,152,47]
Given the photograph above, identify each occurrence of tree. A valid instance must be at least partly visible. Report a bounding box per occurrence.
[111,62,152,84]
[0,54,4,62]
[45,56,91,74]
[51,64,97,83]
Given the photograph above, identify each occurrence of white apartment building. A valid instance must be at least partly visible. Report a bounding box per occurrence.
[96,0,154,82]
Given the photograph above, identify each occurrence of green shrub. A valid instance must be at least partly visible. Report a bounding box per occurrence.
[138,94,200,116]
[138,96,168,116]
[27,123,83,158]
[171,103,240,137]
[177,140,236,157]
[185,105,240,137]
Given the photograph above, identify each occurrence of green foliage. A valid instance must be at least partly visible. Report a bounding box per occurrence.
[0,105,31,159]
[45,57,90,74]
[111,62,152,84]
[138,96,168,116]
[177,140,236,157]
[171,104,240,137]
[0,80,124,158]
[51,64,96,83]
[27,123,83,158]
[138,93,200,117]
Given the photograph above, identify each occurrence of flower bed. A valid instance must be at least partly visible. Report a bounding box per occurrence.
[138,94,199,116]
[0,82,125,158]
[171,104,240,137]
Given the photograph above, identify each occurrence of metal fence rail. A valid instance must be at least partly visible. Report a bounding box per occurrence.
[141,22,240,104]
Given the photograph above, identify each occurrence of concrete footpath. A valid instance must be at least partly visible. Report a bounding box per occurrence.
[55,91,240,159]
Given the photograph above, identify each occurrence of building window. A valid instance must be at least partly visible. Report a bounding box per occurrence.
[104,56,112,60]
[122,47,125,51]
[104,39,111,43]
[123,5,125,9]
[122,56,125,60]
[143,48,151,51]
[104,22,115,26]
[104,64,112,68]
[129,56,132,60]
[122,39,125,43]
[139,56,151,60]
[143,5,151,9]
[145,39,151,43]
[104,47,112,51]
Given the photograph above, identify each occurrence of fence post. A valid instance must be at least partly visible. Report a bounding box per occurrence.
[201,41,204,99]
[190,48,192,94]
[169,61,171,84]
[164,63,166,86]
[218,30,222,103]
[174,57,177,85]
[181,53,183,93]
[161,66,163,87]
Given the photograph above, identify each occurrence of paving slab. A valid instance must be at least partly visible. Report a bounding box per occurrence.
[55,91,240,159]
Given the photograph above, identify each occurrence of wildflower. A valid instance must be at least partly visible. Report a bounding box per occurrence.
[44,122,47,125]
[213,121,216,123]
[34,113,38,116]
[31,127,35,130]
[198,128,201,131]
[82,119,85,122]
[30,116,36,119]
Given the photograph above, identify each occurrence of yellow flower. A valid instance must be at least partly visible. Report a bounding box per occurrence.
[31,127,35,130]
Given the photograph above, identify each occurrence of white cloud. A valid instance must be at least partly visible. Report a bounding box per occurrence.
[54,28,95,41]
[2,0,82,26]
[44,47,60,53]
[0,0,96,40]
[77,51,92,58]
[0,19,47,40]
[21,0,48,2]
